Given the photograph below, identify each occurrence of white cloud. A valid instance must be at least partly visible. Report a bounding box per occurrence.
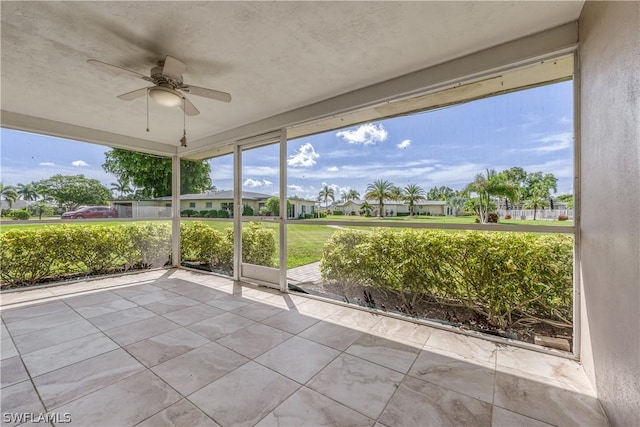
[71,160,89,167]
[39,162,55,166]
[336,123,388,145]
[397,139,411,149]
[287,143,319,167]
[243,178,273,188]
[327,166,339,172]
[531,132,573,153]
[287,184,304,192]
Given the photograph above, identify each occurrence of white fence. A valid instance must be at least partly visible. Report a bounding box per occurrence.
[497,209,574,221]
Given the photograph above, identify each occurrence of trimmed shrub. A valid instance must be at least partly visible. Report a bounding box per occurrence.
[199,210,210,218]
[181,209,198,217]
[8,210,30,220]
[332,210,344,216]
[321,228,573,328]
[242,205,254,216]
[217,209,230,218]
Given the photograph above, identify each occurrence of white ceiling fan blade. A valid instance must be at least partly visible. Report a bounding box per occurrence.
[184,85,232,103]
[181,97,200,116]
[87,59,153,82]
[117,87,149,100]
[162,56,186,81]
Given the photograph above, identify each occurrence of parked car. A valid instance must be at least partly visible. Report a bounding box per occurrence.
[61,206,118,219]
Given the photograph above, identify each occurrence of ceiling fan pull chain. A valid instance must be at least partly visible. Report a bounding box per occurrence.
[180,97,187,147]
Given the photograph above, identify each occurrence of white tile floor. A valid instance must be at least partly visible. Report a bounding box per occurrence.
[0,269,609,427]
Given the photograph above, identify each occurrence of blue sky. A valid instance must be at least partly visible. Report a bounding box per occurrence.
[1,81,573,200]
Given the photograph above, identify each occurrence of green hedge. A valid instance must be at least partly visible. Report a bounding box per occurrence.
[320,228,573,328]
[0,222,276,288]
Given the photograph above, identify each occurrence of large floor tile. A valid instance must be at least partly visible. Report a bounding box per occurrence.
[162,304,224,326]
[152,342,248,395]
[4,309,83,337]
[424,328,497,368]
[33,349,145,409]
[325,307,381,332]
[126,289,181,306]
[379,376,492,427]
[1,337,19,360]
[255,336,339,384]
[187,312,255,340]
[142,295,201,315]
[125,327,209,367]
[494,367,608,427]
[137,399,220,427]
[260,309,320,334]
[491,407,553,427]
[216,323,292,359]
[54,370,180,426]
[73,298,138,318]
[0,300,69,324]
[88,306,156,331]
[102,316,179,346]
[168,281,210,296]
[112,284,163,299]
[408,349,496,403]
[496,346,593,393]
[0,356,29,388]
[256,386,374,427]
[307,353,404,418]
[294,299,343,319]
[189,361,299,427]
[368,315,433,347]
[63,291,122,308]
[231,302,285,322]
[182,287,228,304]
[206,295,251,312]
[346,334,420,374]
[0,381,46,427]
[21,332,118,377]
[299,320,363,351]
[12,319,99,354]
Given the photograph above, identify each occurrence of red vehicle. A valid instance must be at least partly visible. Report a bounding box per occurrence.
[61,206,118,219]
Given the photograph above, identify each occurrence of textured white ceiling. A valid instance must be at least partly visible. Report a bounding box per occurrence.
[1,1,583,151]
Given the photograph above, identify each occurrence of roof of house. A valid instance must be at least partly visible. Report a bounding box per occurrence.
[147,190,314,203]
[336,199,447,207]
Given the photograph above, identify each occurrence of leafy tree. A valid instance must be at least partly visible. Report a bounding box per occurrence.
[359,201,374,216]
[36,175,111,211]
[102,149,212,198]
[318,185,335,209]
[447,196,466,216]
[0,184,18,208]
[464,169,518,223]
[345,189,360,201]
[402,184,426,216]
[110,177,132,199]
[365,179,394,217]
[556,194,574,209]
[265,196,291,217]
[427,186,456,201]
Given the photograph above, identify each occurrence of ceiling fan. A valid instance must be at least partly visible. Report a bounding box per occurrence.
[87,55,231,116]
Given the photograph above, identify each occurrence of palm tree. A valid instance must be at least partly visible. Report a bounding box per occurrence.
[447,196,466,217]
[464,169,518,223]
[359,201,373,216]
[16,183,39,202]
[403,184,426,216]
[318,185,335,210]
[389,186,403,202]
[365,179,393,217]
[523,183,553,220]
[345,189,360,201]
[0,183,18,209]
[110,178,132,199]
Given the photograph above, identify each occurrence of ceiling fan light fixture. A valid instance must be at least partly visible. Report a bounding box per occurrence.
[149,86,182,107]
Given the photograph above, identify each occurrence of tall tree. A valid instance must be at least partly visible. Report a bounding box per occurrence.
[523,173,558,220]
[110,177,132,199]
[102,149,212,198]
[318,185,335,210]
[265,196,291,217]
[365,179,394,217]
[345,189,361,201]
[16,183,39,202]
[447,196,466,217]
[0,184,18,209]
[359,201,373,216]
[427,186,456,201]
[37,175,111,211]
[403,184,426,216]
[464,169,518,223]
[389,186,403,202]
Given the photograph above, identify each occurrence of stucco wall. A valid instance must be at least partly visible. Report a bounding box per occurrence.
[579,2,640,426]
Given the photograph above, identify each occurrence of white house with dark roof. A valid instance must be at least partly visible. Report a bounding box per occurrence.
[330,199,448,217]
[111,190,315,219]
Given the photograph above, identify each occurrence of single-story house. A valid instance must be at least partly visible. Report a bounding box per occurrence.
[111,190,315,219]
[330,199,447,216]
